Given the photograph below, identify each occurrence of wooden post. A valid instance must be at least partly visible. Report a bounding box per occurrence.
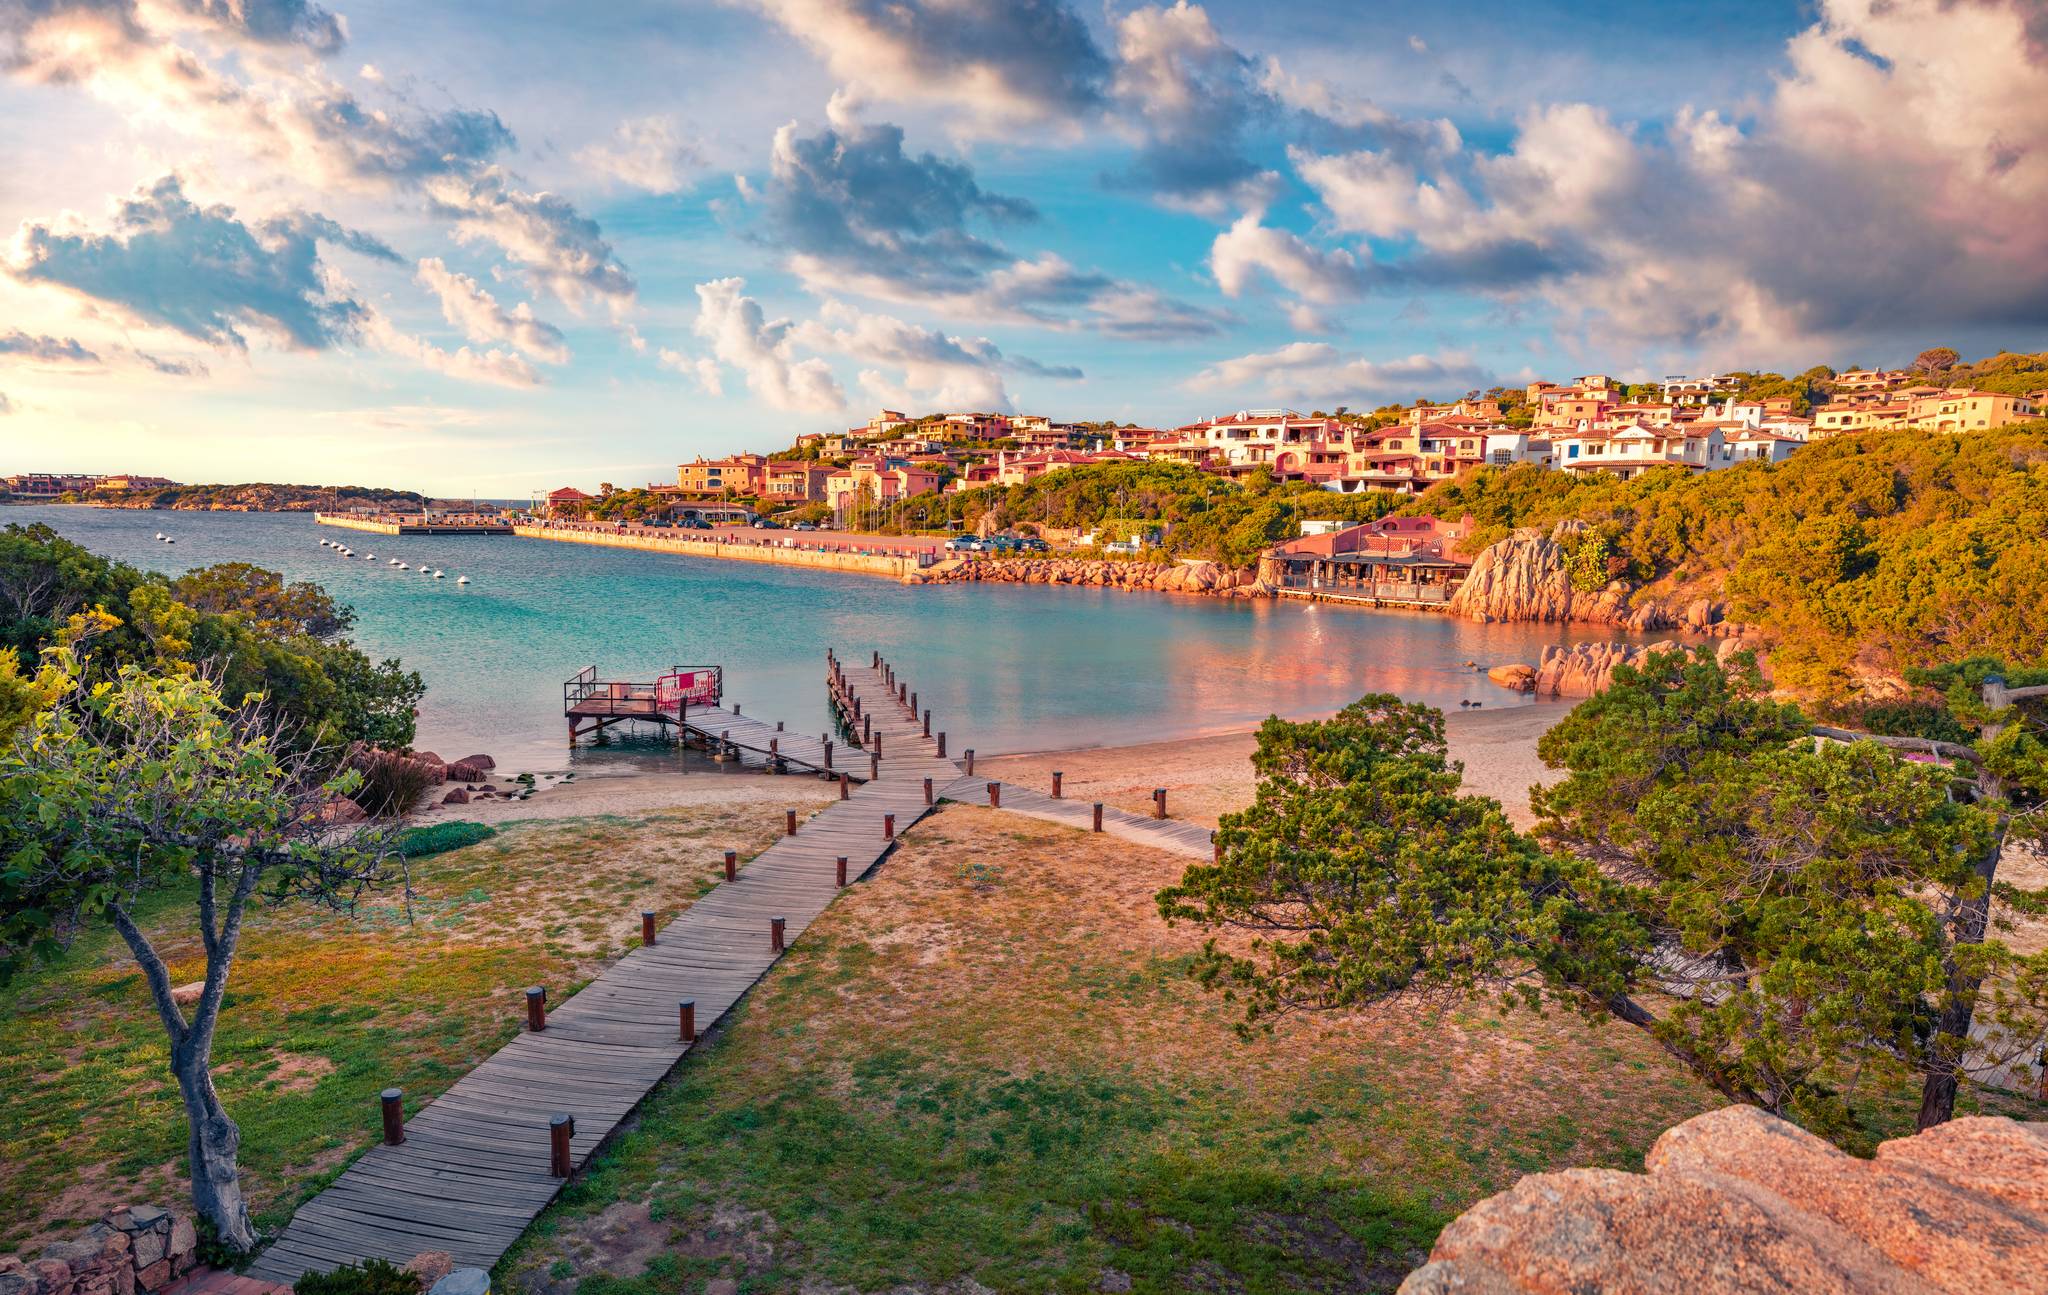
[840,772,851,800]
[641,910,657,946]
[679,1000,697,1043]
[936,732,946,757]
[770,737,779,756]
[1153,788,1167,819]
[1051,771,1063,798]
[777,720,784,731]
[988,781,1001,808]
[1092,802,1104,832]
[771,916,786,952]
[836,856,848,887]
[824,740,833,769]
[884,812,895,840]
[965,749,975,775]
[724,849,738,881]
[549,1114,574,1177]
[923,776,933,806]
[870,751,880,781]
[863,714,872,743]
[380,1088,405,1146]
[526,986,546,1032]
[872,649,879,667]
[910,690,918,714]
[873,730,883,756]
[785,808,798,836]
[733,702,740,716]
[922,709,931,737]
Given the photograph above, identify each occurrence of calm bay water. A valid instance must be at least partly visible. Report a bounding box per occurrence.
[15,505,1620,771]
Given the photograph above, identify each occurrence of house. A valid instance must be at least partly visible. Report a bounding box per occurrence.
[763,462,834,503]
[1484,430,1554,468]
[99,475,179,490]
[545,486,592,515]
[3,473,106,498]
[865,409,914,437]
[1721,427,1803,465]
[825,458,941,514]
[676,454,768,495]
[1902,389,2038,431]
[1660,374,1742,405]
[1834,368,1910,392]
[1555,423,1726,479]
[1265,515,1475,605]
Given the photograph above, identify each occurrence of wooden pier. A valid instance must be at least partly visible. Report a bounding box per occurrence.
[250,654,1212,1283]
[565,666,852,778]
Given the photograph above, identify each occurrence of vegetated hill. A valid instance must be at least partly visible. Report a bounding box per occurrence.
[882,460,1405,564]
[76,483,426,512]
[1406,423,2048,696]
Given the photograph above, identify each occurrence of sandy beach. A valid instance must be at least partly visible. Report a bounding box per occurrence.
[424,701,1570,832]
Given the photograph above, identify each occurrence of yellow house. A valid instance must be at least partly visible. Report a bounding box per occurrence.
[1903,390,2038,432]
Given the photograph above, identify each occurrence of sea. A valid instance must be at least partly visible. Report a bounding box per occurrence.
[11,505,1625,772]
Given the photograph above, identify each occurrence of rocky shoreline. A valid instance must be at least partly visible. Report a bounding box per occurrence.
[1449,519,1746,636]
[911,556,1273,597]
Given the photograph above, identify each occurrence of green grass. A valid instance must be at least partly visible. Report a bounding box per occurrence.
[394,821,499,858]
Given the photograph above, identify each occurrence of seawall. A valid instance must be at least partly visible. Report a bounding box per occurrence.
[314,513,403,535]
[512,525,925,579]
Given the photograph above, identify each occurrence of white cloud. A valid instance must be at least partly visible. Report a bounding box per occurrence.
[362,310,542,388]
[424,168,636,317]
[740,0,1110,136]
[689,278,844,413]
[415,257,570,364]
[1189,342,1490,404]
[1208,211,1364,307]
[577,116,702,194]
[1285,0,2048,354]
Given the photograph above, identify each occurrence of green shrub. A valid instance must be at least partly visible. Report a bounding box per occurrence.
[294,1259,424,1295]
[395,821,498,858]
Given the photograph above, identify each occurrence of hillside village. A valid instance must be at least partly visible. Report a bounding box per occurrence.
[547,355,2044,527]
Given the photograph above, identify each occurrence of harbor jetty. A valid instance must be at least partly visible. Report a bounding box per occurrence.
[315,510,512,536]
[515,521,935,580]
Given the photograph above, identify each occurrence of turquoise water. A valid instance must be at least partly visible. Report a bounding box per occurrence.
[13,505,1618,771]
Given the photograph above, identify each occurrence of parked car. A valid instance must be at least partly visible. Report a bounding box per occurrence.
[944,537,985,553]
[756,519,782,529]
[791,522,816,531]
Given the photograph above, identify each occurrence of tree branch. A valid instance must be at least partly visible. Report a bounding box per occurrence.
[1807,725,1982,764]
[108,903,188,1049]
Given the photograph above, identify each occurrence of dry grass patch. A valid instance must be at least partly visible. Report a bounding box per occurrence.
[507,807,1724,1295]
[0,789,831,1253]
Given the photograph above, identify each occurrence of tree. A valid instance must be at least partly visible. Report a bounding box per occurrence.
[1159,655,2048,1144]
[1914,346,1960,375]
[1537,648,2048,1134]
[1156,695,1644,1048]
[0,632,403,1249]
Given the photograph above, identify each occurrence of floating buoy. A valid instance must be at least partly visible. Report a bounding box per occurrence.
[433,570,445,578]
[397,562,409,570]
[154,532,164,540]
[456,575,469,584]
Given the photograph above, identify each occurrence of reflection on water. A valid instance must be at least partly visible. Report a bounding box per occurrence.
[19,505,1645,771]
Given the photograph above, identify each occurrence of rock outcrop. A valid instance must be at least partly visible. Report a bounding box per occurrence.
[0,1206,198,1295]
[1451,522,1742,634]
[1400,1106,2048,1294]
[914,558,1273,599]
[1499,636,1758,698]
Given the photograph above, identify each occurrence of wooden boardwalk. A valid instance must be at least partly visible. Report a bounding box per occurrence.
[251,653,1212,1283]
[939,775,1215,858]
[250,658,942,1283]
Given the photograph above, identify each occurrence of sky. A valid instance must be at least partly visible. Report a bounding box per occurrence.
[0,0,2045,496]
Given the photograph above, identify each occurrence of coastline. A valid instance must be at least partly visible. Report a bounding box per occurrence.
[432,697,1570,833]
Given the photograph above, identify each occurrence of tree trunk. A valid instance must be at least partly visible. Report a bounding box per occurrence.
[172,1044,257,1251]
[1916,825,2004,1130]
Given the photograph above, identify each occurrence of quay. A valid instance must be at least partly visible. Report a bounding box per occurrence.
[316,511,512,536]
[515,521,936,581]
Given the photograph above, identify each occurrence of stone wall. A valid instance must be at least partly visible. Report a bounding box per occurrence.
[513,526,922,580]
[1401,1106,2048,1293]
[0,1207,197,1295]
[911,557,1271,598]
